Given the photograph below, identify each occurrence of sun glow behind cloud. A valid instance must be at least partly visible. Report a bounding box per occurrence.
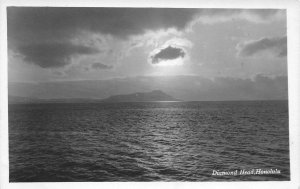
[150,64,187,76]
[151,57,185,67]
[149,57,192,76]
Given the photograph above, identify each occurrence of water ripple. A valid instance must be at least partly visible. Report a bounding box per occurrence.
[9,101,290,181]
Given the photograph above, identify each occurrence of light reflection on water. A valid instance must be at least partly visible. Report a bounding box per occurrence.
[9,101,289,181]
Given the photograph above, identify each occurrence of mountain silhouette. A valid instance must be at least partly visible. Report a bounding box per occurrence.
[8,90,180,104]
[102,90,180,102]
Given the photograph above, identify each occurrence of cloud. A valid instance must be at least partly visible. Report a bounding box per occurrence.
[164,38,193,48]
[7,8,198,68]
[195,9,285,24]
[91,62,113,70]
[150,46,185,64]
[148,38,192,65]
[7,7,199,44]
[237,36,287,58]
[7,8,283,47]
[18,42,99,68]
[7,8,285,69]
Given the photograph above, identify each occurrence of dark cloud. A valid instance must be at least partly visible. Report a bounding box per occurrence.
[18,43,99,68]
[7,8,284,68]
[91,62,113,70]
[8,8,282,47]
[8,7,199,68]
[7,7,199,45]
[151,46,185,64]
[237,36,287,58]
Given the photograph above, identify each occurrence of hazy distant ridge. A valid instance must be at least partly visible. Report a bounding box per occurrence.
[102,90,180,102]
[8,90,179,103]
[8,75,288,101]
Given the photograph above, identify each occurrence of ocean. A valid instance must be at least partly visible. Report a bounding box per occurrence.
[9,101,290,181]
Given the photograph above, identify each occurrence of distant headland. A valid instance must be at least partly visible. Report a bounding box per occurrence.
[8,90,181,104]
[102,90,180,102]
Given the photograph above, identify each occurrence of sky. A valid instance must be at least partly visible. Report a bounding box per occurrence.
[7,8,288,100]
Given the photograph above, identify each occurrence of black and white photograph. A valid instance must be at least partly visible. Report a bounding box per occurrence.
[1,0,300,187]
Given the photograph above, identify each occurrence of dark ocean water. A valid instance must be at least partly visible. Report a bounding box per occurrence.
[9,101,290,182]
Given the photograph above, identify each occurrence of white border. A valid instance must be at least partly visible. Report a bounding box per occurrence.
[1,0,299,189]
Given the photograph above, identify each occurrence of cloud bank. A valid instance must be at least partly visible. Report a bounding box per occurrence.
[237,36,287,58]
[7,8,199,43]
[8,8,283,46]
[18,42,99,68]
[7,8,285,69]
[7,8,199,69]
